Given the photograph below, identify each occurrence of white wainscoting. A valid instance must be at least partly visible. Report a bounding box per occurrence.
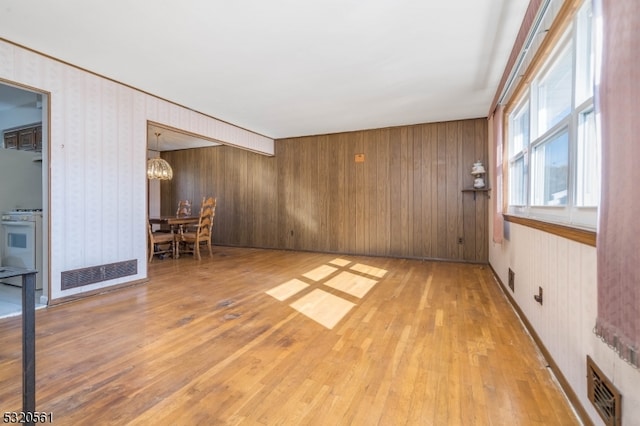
[489,213,640,425]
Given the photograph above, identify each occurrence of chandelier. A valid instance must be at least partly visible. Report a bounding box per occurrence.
[147,132,173,180]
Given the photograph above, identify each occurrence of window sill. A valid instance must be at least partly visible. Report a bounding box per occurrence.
[503,214,596,247]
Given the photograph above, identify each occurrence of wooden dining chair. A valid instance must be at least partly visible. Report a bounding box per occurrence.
[177,196,216,260]
[176,199,192,217]
[175,199,196,234]
[147,220,175,262]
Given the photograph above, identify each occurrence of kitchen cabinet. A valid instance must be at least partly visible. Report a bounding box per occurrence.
[4,130,18,149]
[18,128,38,151]
[35,126,42,151]
[3,123,42,152]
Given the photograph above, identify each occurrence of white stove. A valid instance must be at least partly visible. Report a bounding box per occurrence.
[1,208,44,221]
[1,209,43,290]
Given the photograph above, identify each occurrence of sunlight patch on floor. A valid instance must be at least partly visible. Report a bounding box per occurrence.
[265,258,389,329]
[324,271,378,299]
[302,265,338,281]
[350,263,387,278]
[329,258,351,267]
[265,279,309,301]
[290,289,355,329]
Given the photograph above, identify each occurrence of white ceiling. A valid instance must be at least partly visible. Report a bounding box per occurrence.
[0,0,529,140]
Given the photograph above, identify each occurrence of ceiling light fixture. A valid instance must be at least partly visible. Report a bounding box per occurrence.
[147,132,173,180]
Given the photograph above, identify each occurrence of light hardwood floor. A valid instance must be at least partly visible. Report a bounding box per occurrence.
[0,247,580,425]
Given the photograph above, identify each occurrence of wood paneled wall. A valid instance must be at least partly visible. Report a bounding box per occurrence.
[162,118,488,262]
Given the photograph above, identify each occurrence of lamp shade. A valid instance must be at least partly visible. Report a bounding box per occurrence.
[147,157,173,180]
[147,132,173,180]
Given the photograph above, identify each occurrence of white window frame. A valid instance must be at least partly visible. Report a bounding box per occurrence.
[506,0,598,230]
[508,98,529,209]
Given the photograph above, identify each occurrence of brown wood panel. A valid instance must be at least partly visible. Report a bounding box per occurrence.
[462,120,479,261]
[219,147,236,244]
[329,134,347,253]
[162,118,489,262]
[344,131,357,253]
[375,128,391,256]
[276,139,294,249]
[289,137,302,250]
[229,146,249,244]
[456,121,466,260]
[475,119,489,261]
[301,136,319,251]
[446,121,461,260]
[426,123,438,258]
[436,122,448,259]
[248,151,276,248]
[316,135,331,252]
[351,132,368,253]
[401,126,412,256]
[246,151,260,248]
[389,127,403,256]
[411,125,423,257]
[362,132,376,255]
[211,146,227,245]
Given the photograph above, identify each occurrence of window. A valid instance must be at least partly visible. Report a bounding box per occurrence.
[575,0,595,105]
[508,100,529,207]
[576,108,599,207]
[506,0,599,229]
[531,130,568,206]
[537,44,572,136]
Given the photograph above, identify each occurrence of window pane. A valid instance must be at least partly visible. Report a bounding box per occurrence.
[532,131,569,206]
[575,1,594,105]
[509,157,526,206]
[576,109,599,206]
[538,43,573,135]
[509,101,529,156]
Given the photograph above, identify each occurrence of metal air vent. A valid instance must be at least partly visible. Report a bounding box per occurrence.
[61,260,137,290]
[587,355,621,426]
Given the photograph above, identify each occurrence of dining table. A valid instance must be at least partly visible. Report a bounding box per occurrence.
[148,215,201,259]
[148,215,200,227]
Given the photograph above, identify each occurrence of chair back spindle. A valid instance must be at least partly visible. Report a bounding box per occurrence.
[176,200,192,217]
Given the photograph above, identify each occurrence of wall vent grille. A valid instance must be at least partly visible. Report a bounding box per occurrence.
[587,355,622,426]
[61,260,137,290]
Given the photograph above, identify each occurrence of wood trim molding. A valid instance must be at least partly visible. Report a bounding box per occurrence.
[489,0,543,114]
[488,263,594,426]
[503,214,596,247]
[503,0,584,115]
[49,278,149,306]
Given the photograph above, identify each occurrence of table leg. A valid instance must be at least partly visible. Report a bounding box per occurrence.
[22,272,36,426]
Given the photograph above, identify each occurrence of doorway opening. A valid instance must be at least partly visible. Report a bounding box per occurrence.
[0,81,49,318]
